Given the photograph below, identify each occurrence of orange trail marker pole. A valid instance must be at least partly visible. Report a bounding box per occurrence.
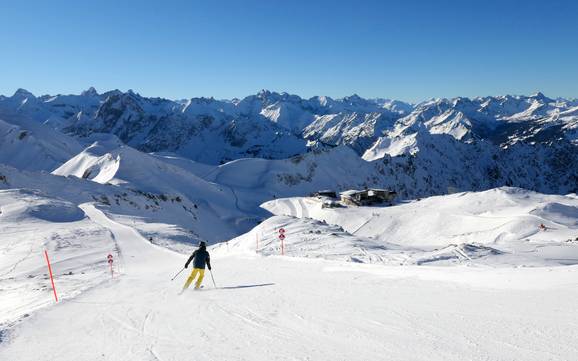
[44,250,58,302]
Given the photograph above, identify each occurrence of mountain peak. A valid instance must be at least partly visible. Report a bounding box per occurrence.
[257,89,273,98]
[81,87,99,97]
[344,94,363,101]
[13,88,35,98]
[256,89,288,100]
[530,91,551,102]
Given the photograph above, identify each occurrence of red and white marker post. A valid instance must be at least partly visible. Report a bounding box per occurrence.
[107,254,114,278]
[278,228,286,255]
[44,250,58,302]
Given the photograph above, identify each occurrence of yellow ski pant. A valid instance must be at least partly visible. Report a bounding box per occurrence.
[183,268,205,289]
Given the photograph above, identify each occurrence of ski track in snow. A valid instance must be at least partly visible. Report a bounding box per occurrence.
[1,204,578,360]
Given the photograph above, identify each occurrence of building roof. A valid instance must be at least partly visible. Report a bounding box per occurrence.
[341,189,395,197]
[341,189,362,197]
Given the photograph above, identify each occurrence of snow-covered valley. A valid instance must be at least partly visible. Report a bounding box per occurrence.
[1,89,578,360]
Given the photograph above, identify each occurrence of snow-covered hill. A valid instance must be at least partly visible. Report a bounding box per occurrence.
[0,140,382,248]
[224,187,578,267]
[2,185,577,361]
[0,116,82,171]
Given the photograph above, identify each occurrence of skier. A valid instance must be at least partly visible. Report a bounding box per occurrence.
[182,241,212,290]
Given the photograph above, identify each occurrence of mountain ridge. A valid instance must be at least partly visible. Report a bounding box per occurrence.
[0,88,576,198]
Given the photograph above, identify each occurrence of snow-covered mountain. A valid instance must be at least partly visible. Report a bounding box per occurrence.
[0,138,393,248]
[364,92,578,159]
[0,88,414,164]
[1,88,577,198]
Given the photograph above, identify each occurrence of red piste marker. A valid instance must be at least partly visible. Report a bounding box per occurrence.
[44,250,58,302]
[107,254,114,278]
[279,232,286,255]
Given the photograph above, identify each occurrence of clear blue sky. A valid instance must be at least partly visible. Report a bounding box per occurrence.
[1,0,577,102]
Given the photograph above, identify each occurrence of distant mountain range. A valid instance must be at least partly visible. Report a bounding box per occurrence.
[0,88,577,198]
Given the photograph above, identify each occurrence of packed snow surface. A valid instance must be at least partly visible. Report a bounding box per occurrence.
[0,190,115,327]
[1,188,578,360]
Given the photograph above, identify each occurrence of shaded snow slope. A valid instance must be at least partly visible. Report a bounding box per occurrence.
[201,146,387,215]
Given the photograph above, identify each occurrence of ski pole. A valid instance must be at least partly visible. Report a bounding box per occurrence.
[171,267,185,281]
[209,269,217,289]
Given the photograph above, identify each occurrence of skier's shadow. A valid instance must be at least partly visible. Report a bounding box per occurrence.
[218,283,275,290]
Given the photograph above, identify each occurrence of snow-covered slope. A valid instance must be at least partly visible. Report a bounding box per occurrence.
[220,187,578,266]
[0,138,385,248]
[303,111,399,153]
[0,189,116,326]
[0,117,82,171]
[51,139,266,243]
[1,185,578,361]
[1,150,242,248]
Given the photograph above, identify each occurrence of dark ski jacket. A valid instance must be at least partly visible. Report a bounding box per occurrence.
[185,247,211,270]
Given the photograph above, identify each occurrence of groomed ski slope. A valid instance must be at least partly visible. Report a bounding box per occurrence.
[1,204,578,360]
[256,188,578,266]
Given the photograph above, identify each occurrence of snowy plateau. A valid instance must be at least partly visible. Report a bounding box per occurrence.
[0,88,577,361]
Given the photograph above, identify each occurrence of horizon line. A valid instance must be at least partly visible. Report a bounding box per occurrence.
[2,87,577,104]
